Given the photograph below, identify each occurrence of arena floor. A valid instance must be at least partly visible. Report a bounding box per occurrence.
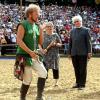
[0,57,100,100]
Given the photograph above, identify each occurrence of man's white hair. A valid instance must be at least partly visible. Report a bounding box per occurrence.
[25,4,40,17]
[72,15,82,24]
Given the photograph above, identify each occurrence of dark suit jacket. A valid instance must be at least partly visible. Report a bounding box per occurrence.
[68,27,92,56]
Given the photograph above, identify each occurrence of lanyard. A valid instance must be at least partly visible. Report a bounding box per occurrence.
[33,24,37,51]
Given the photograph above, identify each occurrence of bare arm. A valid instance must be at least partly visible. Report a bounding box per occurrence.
[38,26,43,46]
[38,26,47,54]
[38,27,43,52]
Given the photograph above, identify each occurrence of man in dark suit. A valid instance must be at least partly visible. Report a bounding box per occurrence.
[68,15,92,90]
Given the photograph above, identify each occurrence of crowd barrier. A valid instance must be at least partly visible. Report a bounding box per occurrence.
[0,44,100,56]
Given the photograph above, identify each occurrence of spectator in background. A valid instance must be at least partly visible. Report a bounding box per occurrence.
[63,31,69,54]
[0,3,100,54]
[60,30,65,44]
[64,23,71,32]
[0,27,7,55]
[10,28,16,44]
[93,38,100,54]
[0,27,5,44]
[4,28,12,44]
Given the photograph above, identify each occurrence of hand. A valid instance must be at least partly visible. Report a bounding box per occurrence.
[41,22,46,30]
[29,51,39,60]
[56,43,62,47]
[50,41,57,47]
[41,49,47,54]
[44,49,47,54]
[41,49,47,55]
[87,53,92,59]
[46,41,57,50]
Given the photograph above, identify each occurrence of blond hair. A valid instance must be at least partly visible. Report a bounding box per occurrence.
[25,4,40,17]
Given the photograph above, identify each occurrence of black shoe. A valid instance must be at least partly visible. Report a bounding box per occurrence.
[78,85,85,90]
[72,84,79,88]
[36,96,45,100]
